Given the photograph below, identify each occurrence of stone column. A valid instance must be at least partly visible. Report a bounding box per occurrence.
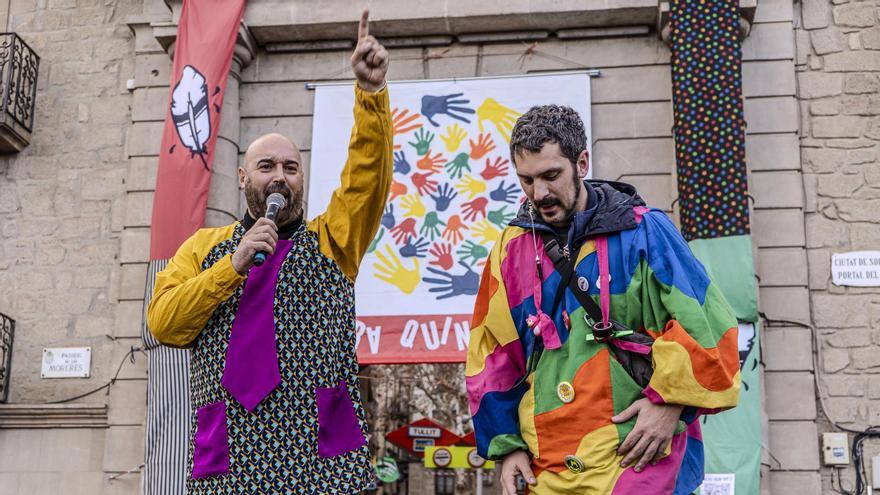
[205,36,255,227]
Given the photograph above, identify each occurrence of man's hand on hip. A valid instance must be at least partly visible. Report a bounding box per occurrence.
[500,449,535,495]
[350,9,388,92]
[612,398,685,472]
[231,217,278,274]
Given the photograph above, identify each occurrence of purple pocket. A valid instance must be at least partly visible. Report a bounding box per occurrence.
[192,401,230,479]
[316,380,367,458]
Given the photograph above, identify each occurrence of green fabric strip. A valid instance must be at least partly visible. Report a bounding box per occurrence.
[688,235,758,322]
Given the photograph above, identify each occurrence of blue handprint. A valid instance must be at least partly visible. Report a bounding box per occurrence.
[430,183,458,212]
[420,93,476,127]
[422,261,480,299]
[490,181,519,204]
[400,237,429,258]
[393,150,411,175]
[381,204,396,230]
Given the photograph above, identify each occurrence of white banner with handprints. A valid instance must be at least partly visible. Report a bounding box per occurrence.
[310,73,591,361]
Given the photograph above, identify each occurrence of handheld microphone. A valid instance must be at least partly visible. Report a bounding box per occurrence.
[253,192,287,266]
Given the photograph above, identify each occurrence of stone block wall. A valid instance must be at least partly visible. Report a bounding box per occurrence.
[796,0,880,492]
[0,0,146,492]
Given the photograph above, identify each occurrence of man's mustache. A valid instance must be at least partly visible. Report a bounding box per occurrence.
[535,197,560,209]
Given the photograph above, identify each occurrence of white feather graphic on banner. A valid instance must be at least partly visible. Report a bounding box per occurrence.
[170,65,212,170]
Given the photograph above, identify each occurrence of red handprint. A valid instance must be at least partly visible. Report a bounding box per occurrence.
[442,214,469,244]
[389,179,408,201]
[480,157,510,181]
[392,108,422,150]
[390,217,417,245]
[429,242,454,270]
[411,172,439,196]
[469,133,496,160]
[417,150,444,173]
[462,197,488,222]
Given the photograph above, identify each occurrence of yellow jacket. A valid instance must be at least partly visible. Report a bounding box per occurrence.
[147,85,392,348]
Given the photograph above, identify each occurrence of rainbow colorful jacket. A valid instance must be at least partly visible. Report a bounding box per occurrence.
[466,180,740,494]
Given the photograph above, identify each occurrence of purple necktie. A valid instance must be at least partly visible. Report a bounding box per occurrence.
[222,239,292,412]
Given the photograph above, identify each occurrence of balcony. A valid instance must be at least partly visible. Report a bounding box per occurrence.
[0,33,39,153]
[0,312,13,403]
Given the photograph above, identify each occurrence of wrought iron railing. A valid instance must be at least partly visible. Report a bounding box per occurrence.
[0,33,38,134]
[0,312,14,403]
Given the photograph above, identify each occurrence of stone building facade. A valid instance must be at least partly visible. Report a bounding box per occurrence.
[0,0,877,494]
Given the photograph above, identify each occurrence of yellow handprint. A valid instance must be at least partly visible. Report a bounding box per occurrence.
[440,124,466,152]
[399,193,426,218]
[477,98,522,143]
[455,174,487,200]
[373,245,421,294]
[472,219,501,245]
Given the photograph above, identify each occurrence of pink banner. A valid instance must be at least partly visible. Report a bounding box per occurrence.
[356,314,471,364]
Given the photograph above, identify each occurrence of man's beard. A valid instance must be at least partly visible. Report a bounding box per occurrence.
[244,179,303,227]
[534,175,582,225]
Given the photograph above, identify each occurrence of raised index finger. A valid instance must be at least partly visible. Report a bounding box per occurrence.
[358,9,369,40]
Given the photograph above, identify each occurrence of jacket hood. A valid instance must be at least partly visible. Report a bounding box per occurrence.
[510,179,646,243]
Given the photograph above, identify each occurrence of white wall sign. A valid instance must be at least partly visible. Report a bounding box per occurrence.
[408,426,442,438]
[832,251,880,287]
[701,473,735,495]
[41,347,91,378]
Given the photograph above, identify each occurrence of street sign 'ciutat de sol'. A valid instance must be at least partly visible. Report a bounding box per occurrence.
[832,251,880,287]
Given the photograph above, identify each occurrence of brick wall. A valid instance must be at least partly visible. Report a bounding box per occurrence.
[796,0,880,492]
[0,0,143,492]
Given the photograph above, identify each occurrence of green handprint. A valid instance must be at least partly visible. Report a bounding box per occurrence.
[368,228,384,253]
[488,206,515,229]
[408,128,435,156]
[420,211,446,240]
[445,152,471,180]
[457,240,489,266]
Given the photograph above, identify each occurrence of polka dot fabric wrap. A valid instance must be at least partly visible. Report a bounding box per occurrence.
[670,0,750,241]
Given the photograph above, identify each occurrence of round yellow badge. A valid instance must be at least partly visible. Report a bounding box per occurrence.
[557,381,575,403]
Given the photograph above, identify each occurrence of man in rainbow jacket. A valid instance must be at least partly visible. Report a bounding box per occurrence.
[466,105,740,494]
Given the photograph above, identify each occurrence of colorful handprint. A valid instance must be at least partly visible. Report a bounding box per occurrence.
[480,157,510,181]
[457,240,489,266]
[373,245,421,294]
[461,196,488,222]
[417,151,444,174]
[455,174,487,200]
[428,242,454,270]
[368,228,384,253]
[393,150,411,175]
[445,153,471,180]
[381,204,396,230]
[489,181,519,204]
[411,172,439,196]
[430,183,458,212]
[421,93,476,127]
[400,237,429,258]
[389,179,408,201]
[472,219,501,244]
[442,214,469,244]
[408,128,434,156]
[420,211,446,240]
[422,261,480,299]
[477,98,521,142]
[390,217,417,245]
[469,133,496,160]
[487,205,515,229]
[400,193,426,218]
[441,124,466,152]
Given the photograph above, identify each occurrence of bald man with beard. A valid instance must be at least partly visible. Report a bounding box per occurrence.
[147,10,391,493]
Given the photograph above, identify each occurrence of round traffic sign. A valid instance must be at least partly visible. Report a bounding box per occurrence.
[432,447,452,468]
